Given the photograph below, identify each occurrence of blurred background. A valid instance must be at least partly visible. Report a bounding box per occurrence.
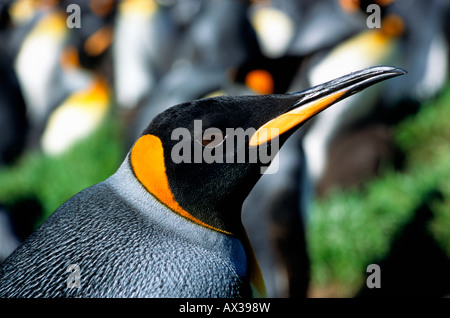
[1,0,450,298]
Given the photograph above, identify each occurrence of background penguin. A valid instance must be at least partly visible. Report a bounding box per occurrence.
[175,0,257,69]
[245,2,405,296]
[0,2,28,166]
[242,127,310,297]
[5,1,115,156]
[301,1,405,193]
[12,2,70,147]
[249,0,450,296]
[128,0,259,147]
[128,62,232,147]
[248,0,365,59]
[301,0,450,196]
[0,66,405,297]
[381,0,450,104]
[240,0,366,297]
[0,55,28,165]
[61,0,116,73]
[40,46,112,156]
[112,0,177,111]
[286,0,365,56]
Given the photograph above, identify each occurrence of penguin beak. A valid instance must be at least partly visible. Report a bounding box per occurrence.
[249,66,406,147]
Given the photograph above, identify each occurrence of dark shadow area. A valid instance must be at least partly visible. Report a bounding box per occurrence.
[269,176,310,297]
[8,196,44,241]
[317,122,401,197]
[316,96,419,198]
[357,190,450,297]
[0,197,42,263]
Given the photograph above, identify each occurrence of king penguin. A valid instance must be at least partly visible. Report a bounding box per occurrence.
[0,66,405,298]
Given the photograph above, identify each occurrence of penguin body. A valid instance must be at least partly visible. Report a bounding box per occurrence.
[0,160,248,297]
[0,66,405,298]
[14,8,69,128]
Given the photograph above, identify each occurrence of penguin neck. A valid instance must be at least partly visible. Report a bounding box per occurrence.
[107,156,245,254]
[129,134,234,235]
[109,153,267,297]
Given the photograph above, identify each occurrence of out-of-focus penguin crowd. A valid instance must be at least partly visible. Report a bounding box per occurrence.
[1,0,450,297]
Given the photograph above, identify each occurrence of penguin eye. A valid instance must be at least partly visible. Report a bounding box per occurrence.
[197,129,226,148]
[202,132,219,146]
[202,132,225,148]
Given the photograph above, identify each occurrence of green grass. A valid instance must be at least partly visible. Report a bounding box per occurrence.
[308,85,450,296]
[0,113,125,227]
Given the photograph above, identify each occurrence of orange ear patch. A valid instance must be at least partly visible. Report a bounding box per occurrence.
[339,0,360,13]
[245,69,275,95]
[130,134,231,235]
[84,25,114,57]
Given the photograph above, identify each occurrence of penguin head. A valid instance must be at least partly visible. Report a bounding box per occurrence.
[130,66,406,235]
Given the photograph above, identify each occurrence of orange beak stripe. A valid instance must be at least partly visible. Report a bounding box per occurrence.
[249,90,346,147]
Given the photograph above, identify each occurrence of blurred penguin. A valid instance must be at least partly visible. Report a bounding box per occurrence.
[287,0,366,56]
[239,58,310,298]
[61,0,116,77]
[0,1,28,165]
[176,0,257,67]
[301,0,450,196]
[113,0,179,111]
[301,0,405,195]
[0,53,28,165]
[381,0,450,104]
[242,127,311,297]
[242,0,368,297]
[12,1,70,146]
[248,0,298,59]
[9,1,113,156]
[129,63,228,146]
[248,0,366,59]
[243,0,446,297]
[40,46,111,156]
[129,0,259,145]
